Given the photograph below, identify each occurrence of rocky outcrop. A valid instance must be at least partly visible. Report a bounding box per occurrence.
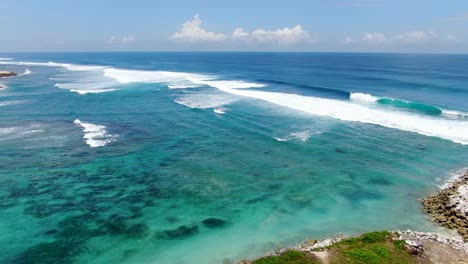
[0,71,17,78]
[422,170,468,240]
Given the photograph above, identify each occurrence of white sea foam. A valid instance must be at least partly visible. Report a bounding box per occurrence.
[187,77,266,90]
[0,61,108,71]
[274,130,320,142]
[168,84,201,89]
[0,124,43,141]
[69,89,117,95]
[0,100,30,107]
[442,109,468,119]
[213,107,227,114]
[101,67,468,145]
[349,92,379,103]
[3,59,467,145]
[22,69,31,75]
[0,58,13,60]
[174,94,237,109]
[214,88,468,145]
[73,119,116,147]
[104,68,207,84]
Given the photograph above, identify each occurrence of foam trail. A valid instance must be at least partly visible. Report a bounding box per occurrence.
[442,110,468,119]
[212,88,468,145]
[168,84,201,89]
[187,77,266,89]
[0,61,108,71]
[104,68,208,84]
[22,69,31,75]
[73,119,116,147]
[69,89,117,95]
[213,108,226,114]
[0,100,30,107]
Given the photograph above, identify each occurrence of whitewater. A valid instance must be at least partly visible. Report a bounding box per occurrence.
[2,59,468,146]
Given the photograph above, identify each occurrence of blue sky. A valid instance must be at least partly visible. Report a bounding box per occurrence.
[1,0,468,53]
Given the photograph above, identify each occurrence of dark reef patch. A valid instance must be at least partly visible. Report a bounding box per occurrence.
[126,224,150,239]
[201,218,228,228]
[155,225,199,239]
[10,240,84,264]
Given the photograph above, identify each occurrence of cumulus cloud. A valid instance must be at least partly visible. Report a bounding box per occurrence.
[171,15,313,46]
[171,14,226,42]
[347,30,456,46]
[362,32,386,43]
[246,25,312,45]
[394,30,437,43]
[109,35,136,44]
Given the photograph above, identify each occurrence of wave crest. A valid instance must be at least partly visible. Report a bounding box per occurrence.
[73,119,117,147]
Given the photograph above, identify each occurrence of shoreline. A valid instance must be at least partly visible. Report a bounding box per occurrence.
[422,169,468,240]
[240,169,468,263]
[239,231,468,264]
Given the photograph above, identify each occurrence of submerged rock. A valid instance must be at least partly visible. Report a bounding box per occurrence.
[202,218,228,228]
[155,225,199,239]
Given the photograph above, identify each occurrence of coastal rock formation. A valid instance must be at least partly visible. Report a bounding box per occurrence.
[421,170,468,240]
[0,71,17,78]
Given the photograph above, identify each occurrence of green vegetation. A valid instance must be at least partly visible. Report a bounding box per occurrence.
[252,250,320,264]
[250,231,416,264]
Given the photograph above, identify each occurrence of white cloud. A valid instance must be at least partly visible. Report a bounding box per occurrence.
[344,36,354,44]
[232,28,249,38]
[362,32,386,43]
[171,14,226,42]
[394,30,437,43]
[347,30,457,46]
[248,25,312,45]
[172,15,313,46]
[109,35,136,44]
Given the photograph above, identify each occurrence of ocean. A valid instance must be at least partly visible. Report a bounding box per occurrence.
[0,52,467,263]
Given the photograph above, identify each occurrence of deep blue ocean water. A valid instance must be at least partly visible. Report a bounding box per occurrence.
[0,52,467,263]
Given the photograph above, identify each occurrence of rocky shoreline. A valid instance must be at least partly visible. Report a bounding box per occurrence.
[239,169,468,263]
[239,230,468,263]
[422,169,468,240]
[0,71,18,78]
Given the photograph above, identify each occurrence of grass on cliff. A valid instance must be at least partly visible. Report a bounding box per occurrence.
[252,231,416,264]
[252,250,321,264]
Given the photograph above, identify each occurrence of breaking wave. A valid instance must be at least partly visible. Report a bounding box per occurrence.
[73,119,117,147]
[350,92,468,118]
[220,89,468,145]
[3,59,468,145]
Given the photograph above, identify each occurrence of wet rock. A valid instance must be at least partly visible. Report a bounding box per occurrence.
[404,240,424,255]
[202,218,227,228]
[421,169,468,240]
[155,225,199,239]
[0,71,17,78]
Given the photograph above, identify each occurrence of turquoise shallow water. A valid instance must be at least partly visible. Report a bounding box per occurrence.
[0,53,467,263]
